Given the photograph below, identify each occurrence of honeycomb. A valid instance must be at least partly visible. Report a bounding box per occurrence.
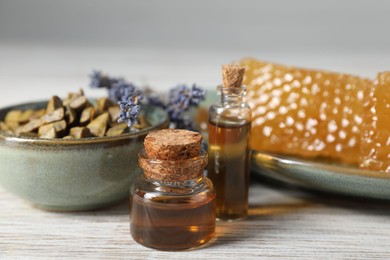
[239,58,372,165]
[360,72,390,172]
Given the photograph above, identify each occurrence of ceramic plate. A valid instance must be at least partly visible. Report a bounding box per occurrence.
[199,91,390,200]
[251,151,390,200]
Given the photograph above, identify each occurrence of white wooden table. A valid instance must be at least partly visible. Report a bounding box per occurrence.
[1,178,390,259]
[0,45,390,259]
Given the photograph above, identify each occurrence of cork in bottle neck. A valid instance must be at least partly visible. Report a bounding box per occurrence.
[222,64,245,89]
[139,149,207,186]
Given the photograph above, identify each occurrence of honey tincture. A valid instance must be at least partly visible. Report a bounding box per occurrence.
[208,65,252,221]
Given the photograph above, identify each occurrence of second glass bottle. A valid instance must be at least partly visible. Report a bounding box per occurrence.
[208,65,252,221]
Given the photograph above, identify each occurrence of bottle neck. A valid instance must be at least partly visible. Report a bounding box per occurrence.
[144,174,204,188]
[218,85,246,106]
[138,149,208,188]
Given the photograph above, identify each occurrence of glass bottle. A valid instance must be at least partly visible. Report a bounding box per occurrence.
[208,65,252,221]
[130,133,216,250]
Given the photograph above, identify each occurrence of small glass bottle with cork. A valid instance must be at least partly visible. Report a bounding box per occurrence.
[129,129,216,250]
[208,64,252,221]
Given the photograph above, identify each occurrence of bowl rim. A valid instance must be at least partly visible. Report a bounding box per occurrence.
[0,100,170,145]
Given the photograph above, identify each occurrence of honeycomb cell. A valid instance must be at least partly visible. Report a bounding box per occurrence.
[239,58,372,165]
[360,72,390,172]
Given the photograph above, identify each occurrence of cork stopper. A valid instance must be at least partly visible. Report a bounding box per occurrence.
[140,129,206,182]
[222,64,245,88]
[144,129,202,160]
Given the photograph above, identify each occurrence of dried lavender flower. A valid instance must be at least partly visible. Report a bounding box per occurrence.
[89,70,120,89]
[168,84,206,108]
[166,84,206,129]
[110,80,143,103]
[117,88,143,128]
[89,71,206,130]
[89,70,144,103]
[147,94,167,109]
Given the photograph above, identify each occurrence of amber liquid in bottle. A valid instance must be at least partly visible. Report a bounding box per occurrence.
[130,190,216,250]
[208,121,251,220]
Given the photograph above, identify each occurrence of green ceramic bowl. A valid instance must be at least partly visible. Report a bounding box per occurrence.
[0,101,169,211]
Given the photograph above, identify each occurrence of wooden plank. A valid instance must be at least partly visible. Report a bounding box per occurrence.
[1,182,389,259]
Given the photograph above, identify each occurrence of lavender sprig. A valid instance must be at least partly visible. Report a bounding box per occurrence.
[166,84,206,129]
[117,88,143,128]
[89,71,120,89]
[147,94,167,109]
[110,80,141,103]
[89,71,206,130]
[89,70,143,103]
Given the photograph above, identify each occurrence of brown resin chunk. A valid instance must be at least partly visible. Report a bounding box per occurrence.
[38,120,67,138]
[70,127,94,138]
[46,96,63,113]
[96,98,114,114]
[4,110,33,124]
[132,115,150,130]
[39,126,57,139]
[69,95,88,111]
[42,107,65,124]
[16,118,45,134]
[0,122,10,131]
[108,106,120,122]
[65,106,77,125]
[65,89,84,102]
[5,121,20,131]
[80,107,96,126]
[106,123,128,136]
[222,64,245,88]
[64,90,83,106]
[18,110,34,124]
[30,109,46,120]
[4,110,22,123]
[87,112,109,137]
[144,129,202,160]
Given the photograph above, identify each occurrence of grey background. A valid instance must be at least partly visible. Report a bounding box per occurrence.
[1,0,389,52]
[0,0,389,104]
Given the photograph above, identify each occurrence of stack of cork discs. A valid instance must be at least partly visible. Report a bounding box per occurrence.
[240,58,390,173]
[139,129,205,182]
[0,90,148,139]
